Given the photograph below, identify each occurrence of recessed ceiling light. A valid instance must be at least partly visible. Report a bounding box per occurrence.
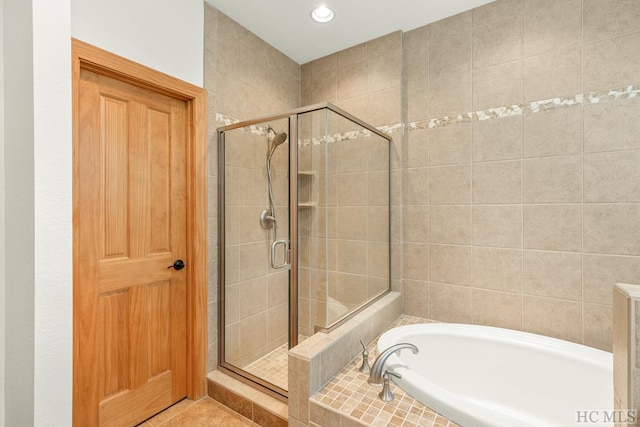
[311,6,335,23]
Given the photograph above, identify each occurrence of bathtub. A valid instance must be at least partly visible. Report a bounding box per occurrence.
[377,323,613,427]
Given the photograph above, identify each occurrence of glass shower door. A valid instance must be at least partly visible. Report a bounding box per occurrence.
[296,106,390,334]
[217,103,390,400]
[219,117,292,395]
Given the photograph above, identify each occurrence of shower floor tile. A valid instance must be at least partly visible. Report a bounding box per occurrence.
[242,335,308,391]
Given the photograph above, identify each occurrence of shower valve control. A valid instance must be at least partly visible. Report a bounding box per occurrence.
[260,209,276,230]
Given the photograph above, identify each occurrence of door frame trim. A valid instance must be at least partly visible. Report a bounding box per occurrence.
[71,38,208,423]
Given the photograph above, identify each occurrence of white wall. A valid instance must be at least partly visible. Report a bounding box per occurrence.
[1,0,204,424]
[71,0,204,86]
[32,0,72,424]
[0,0,6,423]
[3,0,35,424]
[4,1,73,423]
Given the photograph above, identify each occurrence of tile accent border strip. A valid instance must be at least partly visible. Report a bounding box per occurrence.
[216,83,640,141]
[215,113,401,146]
[408,83,640,132]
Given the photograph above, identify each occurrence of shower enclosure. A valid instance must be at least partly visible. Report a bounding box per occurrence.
[217,103,391,398]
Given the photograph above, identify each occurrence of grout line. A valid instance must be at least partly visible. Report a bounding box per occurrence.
[521,0,526,332]
[469,12,476,327]
[581,0,586,346]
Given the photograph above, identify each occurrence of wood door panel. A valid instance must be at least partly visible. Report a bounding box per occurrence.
[148,107,172,253]
[149,281,171,377]
[98,281,175,400]
[99,291,129,399]
[73,40,207,427]
[98,253,172,292]
[76,67,188,426]
[99,372,173,427]
[128,283,151,389]
[100,95,129,259]
[128,101,150,260]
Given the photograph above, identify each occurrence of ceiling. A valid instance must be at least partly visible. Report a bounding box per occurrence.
[204,0,495,64]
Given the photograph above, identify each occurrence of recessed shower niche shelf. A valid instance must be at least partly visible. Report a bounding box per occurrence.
[297,170,316,207]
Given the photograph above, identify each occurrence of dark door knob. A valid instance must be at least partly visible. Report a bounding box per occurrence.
[168,259,185,270]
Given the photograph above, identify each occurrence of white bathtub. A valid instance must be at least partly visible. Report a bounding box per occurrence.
[377,323,613,427]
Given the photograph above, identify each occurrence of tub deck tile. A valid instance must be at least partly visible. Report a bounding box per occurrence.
[310,315,461,427]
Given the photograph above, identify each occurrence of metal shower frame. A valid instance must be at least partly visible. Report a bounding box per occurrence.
[216,102,392,400]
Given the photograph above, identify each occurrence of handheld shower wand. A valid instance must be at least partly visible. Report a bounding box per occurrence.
[261,124,290,270]
[260,125,288,238]
[266,125,287,160]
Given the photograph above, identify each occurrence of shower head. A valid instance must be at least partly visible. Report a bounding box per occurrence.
[266,125,287,159]
[271,131,287,148]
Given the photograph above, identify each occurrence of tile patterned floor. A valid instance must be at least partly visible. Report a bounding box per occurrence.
[139,319,458,427]
[243,341,290,390]
[311,315,462,427]
[242,335,309,391]
[138,397,256,426]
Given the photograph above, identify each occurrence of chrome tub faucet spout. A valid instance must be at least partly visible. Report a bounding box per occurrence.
[367,343,419,385]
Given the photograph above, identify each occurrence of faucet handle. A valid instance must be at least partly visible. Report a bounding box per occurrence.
[358,340,371,374]
[379,370,401,402]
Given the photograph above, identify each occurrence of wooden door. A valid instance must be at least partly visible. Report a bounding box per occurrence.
[74,68,189,426]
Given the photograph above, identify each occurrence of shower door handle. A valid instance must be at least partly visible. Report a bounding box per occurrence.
[271,239,290,270]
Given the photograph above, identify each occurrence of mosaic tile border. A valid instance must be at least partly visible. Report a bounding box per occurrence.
[407,83,640,132]
[216,113,273,137]
[218,83,640,141]
[216,112,400,147]
[300,122,401,147]
[216,113,241,127]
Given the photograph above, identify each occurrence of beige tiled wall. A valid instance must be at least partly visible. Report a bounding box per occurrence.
[296,108,392,335]
[401,0,640,352]
[204,4,218,372]
[613,283,640,425]
[302,31,403,129]
[288,293,402,426]
[206,0,640,376]
[207,8,397,372]
[299,33,402,333]
[204,4,301,370]
[221,122,291,369]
